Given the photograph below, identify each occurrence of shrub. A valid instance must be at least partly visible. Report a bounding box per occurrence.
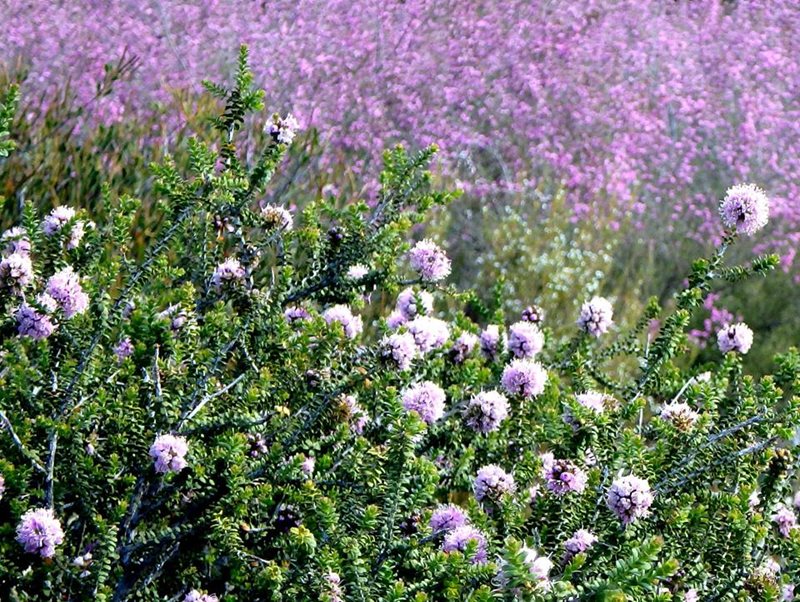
[0,49,798,602]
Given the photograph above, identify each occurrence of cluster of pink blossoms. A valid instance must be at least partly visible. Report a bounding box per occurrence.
[261,204,294,232]
[479,324,505,361]
[717,322,754,354]
[341,394,369,434]
[42,206,87,250]
[381,331,418,371]
[16,508,65,559]
[211,257,246,291]
[429,504,469,533]
[719,184,770,237]
[659,402,700,430]
[501,359,548,399]
[606,475,654,526]
[149,434,189,474]
[46,267,90,318]
[463,390,509,434]
[406,315,450,353]
[0,249,33,294]
[577,296,614,337]
[563,529,598,558]
[408,239,451,282]
[474,464,516,503]
[401,381,446,425]
[772,504,798,538]
[541,453,588,496]
[323,304,363,339]
[497,546,553,590]
[441,525,488,564]
[507,321,544,359]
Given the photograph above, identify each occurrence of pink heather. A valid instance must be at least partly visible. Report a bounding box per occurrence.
[473,464,516,503]
[381,331,418,371]
[429,504,469,533]
[479,325,505,361]
[396,287,434,320]
[16,295,58,340]
[507,321,545,359]
[401,381,446,424]
[184,590,219,602]
[0,252,34,293]
[577,296,614,337]
[149,434,189,474]
[563,529,598,556]
[261,204,294,231]
[463,390,509,434]
[408,239,451,282]
[720,184,770,236]
[606,475,654,526]
[543,457,588,495]
[717,322,754,354]
[211,257,246,290]
[2,227,31,255]
[46,266,90,318]
[323,305,363,339]
[406,315,450,353]
[441,525,488,564]
[16,508,65,558]
[772,504,798,538]
[501,359,547,398]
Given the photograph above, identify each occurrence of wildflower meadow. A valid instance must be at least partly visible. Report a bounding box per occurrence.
[1,2,800,601]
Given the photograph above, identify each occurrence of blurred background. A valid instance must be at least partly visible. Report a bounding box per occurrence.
[1,0,798,372]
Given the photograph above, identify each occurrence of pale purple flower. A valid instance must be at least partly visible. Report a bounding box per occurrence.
[323,305,363,339]
[563,529,598,556]
[463,390,509,434]
[0,474,4,500]
[0,251,34,293]
[284,306,311,323]
[46,266,89,318]
[501,359,547,398]
[659,402,699,430]
[507,321,544,358]
[2,227,31,255]
[773,504,797,538]
[480,325,505,361]
[577,296,614,337]
[396,287,434,319]
[386,310,408,329]
[406,316,449,352]
[341,395,369,434]
[324,571,344,602]
[67,220,88,250]
[782,584,795,602]
[183,589,218,602]
[346,264,369,281]
[247,433,268,458]
[441,525,488,564]
[42,206,77,236]
[499,546,553,589]
[521,305,544,325]
[114,337,134,361]
[684,589,699,602]
[268,113,300,145]
[429,504,469,533]
[16,295,57,340]
[717,322,754,354]
[408,239,451,282]
[720,183,769,236]
[450,332,478,363]
[261,204,294,231]
[16,508,65,558]
[301,456,316,476]
[474,464,516,502]
[402,381,446,424]
[72,551,93,577]
[606,475,654,526]
[149,434,189,474]
[576,391,617,413]
[211,257,246,290]
[158,304,189,332]
[381,331,418,371]
[543,457,588,495]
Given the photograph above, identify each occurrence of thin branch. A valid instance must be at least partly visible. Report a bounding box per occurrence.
[0,407,45,473]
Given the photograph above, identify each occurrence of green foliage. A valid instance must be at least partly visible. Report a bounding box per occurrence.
[0,53,798,602]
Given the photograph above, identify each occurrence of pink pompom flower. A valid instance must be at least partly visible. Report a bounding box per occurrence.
[16,508,65,558]
[720,183,769,236]
[507,321,544,358]
[577,296,614,337]
[441,525,488,564]
[463,390,509,434]
[501,359,547,398]
[717,322,753,354]
[46,266,90,318]
[149,434,189,474]
[323,305,363,339]
[401,381,446,424]
[408,239,451,282]
[474,464,516,503]
[606,475,654,526]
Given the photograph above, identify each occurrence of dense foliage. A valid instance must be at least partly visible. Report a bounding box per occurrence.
[0,50,798,601]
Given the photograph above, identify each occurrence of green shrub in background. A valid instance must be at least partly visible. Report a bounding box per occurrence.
[0,49,798,601]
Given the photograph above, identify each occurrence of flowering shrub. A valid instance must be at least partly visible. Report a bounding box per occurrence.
[0,50,799,601]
